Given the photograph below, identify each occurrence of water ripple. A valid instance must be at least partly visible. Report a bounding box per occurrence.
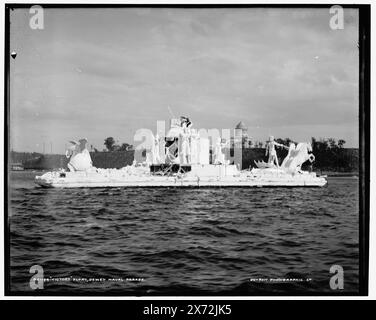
[9,171,359,294]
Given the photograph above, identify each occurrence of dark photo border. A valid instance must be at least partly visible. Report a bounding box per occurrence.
[4,3,370,296]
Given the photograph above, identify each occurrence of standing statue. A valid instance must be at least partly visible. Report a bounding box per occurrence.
[151,133,161,164]
[265,136,288,168]
[65,138,93,172]
[180,130,191,165]
[213,137,226,164]
[177,118,190,164]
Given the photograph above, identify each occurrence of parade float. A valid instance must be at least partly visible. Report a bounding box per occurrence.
[35,117,327,188]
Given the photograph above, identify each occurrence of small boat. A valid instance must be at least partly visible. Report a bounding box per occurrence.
[11,163,24,171]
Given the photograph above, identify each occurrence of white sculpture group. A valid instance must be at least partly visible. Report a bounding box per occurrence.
[255,135,315,173]
[147,117,200,166]
[147,117,229,166]
[65,126,315,176]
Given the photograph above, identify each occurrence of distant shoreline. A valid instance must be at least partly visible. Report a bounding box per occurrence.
[10,149,359,173]
[319,171,359,177]
[11,168,359,178]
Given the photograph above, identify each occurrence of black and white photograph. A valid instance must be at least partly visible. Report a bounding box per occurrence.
[4,3,369,297]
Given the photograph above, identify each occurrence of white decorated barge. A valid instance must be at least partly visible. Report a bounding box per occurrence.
[35,117,327,188]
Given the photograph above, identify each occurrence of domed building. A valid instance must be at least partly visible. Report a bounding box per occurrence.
[235,121,248,136]
[233,121,252,148]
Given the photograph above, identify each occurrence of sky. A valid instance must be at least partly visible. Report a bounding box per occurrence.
[9,7,359,153]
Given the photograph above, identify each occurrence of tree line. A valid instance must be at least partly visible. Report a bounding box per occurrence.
[101,137,134,152]
[101,136,348,152]
[251,137,347,150]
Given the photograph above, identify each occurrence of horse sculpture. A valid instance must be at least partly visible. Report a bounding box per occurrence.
[254,142,315,173]
[280,142,315,173]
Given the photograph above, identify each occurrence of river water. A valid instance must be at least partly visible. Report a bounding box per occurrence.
[8,171,359,294]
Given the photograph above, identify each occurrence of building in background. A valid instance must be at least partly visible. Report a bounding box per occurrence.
[233,121,252,148]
